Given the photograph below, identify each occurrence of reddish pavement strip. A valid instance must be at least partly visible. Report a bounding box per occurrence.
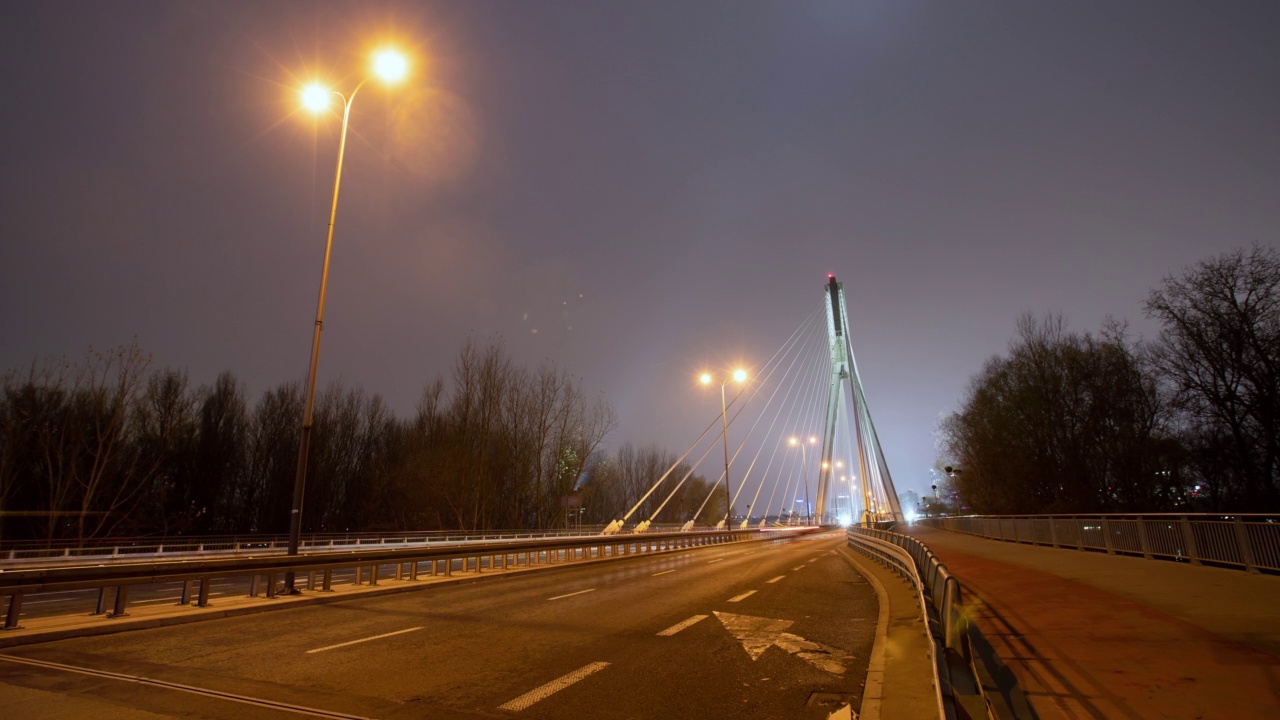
[904,528,1280,720]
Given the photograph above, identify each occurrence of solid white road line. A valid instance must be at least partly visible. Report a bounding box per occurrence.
[651,570,676,577]
[727,590,757,603]
[0,654,373,719]
[657,614,709,636]
[765,575,786,584]
[306,627,423,654]
[546,588,596,601]
[498,662,610,712]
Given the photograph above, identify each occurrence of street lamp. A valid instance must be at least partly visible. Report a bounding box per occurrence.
[286,48,410,593]
[700,368,748,527]
[788,436,817,525]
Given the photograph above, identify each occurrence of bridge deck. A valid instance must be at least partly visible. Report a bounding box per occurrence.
[904,525,1280,719]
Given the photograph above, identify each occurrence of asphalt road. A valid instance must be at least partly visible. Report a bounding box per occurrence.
[0,531,877,720]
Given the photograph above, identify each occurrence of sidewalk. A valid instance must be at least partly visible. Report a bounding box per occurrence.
[903,525,1280,719]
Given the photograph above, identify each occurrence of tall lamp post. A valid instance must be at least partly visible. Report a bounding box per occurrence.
[700,368,748,528]
[286,49,410,593]
[788,436,817,525]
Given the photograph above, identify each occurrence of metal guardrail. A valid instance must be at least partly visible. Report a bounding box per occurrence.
[0,525,698,563]
[919,513,1280,574]
[1,527,810,631]
[848,527,1034,720]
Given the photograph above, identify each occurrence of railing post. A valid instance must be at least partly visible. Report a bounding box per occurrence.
[1101,519,1116,555]
[1179,516,1202,565]
[1137,518,1153,559]
[5,592,24,630]
[1048,519,1059,548]
[1233,517,1260,573]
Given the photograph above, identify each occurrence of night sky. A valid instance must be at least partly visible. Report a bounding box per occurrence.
[2,1,1278,499]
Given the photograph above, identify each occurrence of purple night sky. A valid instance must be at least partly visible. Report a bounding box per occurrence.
[2,1,1278,498]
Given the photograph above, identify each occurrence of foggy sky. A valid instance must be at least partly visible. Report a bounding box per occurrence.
[2,0,1278,499]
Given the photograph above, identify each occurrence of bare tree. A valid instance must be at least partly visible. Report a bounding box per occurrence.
[1146,246,1280,510]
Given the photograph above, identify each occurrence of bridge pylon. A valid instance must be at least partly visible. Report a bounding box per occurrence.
[815,275,904,525]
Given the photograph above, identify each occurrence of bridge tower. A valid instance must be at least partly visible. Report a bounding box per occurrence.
[814,275,904,524]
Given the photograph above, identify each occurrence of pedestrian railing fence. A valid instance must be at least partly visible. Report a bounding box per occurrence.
[920,514,1280,574]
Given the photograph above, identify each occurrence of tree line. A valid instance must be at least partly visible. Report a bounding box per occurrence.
[940,246,1280,514]
[0,339,718,543]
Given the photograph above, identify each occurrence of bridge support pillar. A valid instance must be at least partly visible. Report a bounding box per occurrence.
[108,585,129,618]
[4,592,23,630]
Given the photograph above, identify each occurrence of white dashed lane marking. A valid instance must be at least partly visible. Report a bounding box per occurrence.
[498,662,611,712]
[547,589,596,601]
[727,590,757,603]
[657,615,709,636]
[765,575,785,584]
[307,627,423,654]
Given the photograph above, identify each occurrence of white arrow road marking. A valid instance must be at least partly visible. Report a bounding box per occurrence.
[713,612,852,674]
[657,614,709,636]
[499,662,610,711]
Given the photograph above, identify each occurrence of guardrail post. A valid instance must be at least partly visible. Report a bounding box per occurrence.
[1233,517,1260,573]
[197,578,211,606]
[321,569,333,592]
[445,558,453,577]
[180,580,193,605]
[5,592,24,630]
[266,572,278,598]
[1178,516,1202,565]
[1101,519,1116,555]
[370,564,379,585]
[109,585,129,618]
[1137,519,1153,559]
[250,574,260,597]
[409,561,419,580]
[93,587,108,615]
[307,571,316,590]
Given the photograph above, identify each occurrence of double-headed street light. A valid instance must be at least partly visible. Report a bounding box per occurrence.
[788,435,817,525]
[286,47,410,592]
[700,368,748,527]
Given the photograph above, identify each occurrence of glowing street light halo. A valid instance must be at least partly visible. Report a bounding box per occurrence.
[372,48,409,83]
[301,83,331,112]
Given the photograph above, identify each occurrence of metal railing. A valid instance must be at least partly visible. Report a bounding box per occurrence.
[920,514,1280,574]
[0,524,702,565]
[848,526,1033,720]
[2,527,811,632]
